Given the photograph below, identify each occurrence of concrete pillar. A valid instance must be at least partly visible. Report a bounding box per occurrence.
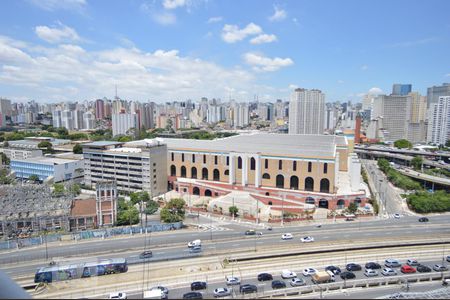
[255,155,261,187]
[242,155,248,186]
[229,155,235,185]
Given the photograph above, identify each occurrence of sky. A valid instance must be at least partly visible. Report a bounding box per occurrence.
[0,0,449,104]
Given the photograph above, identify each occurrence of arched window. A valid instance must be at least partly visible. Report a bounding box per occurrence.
[290,176,299,190]
[203,154,206,163]
[337,199,345,209]
[238,156,242,169]
[354,197,362,206]
[308,162,312,172]
[181,153,185,162]
[323,163,328,174]
[191,167,197,179]
[171,152,174,161]
[250,157,256,170]
[305,177,314,191]
[262,173,270,179]
[268,201,273,206]
[213,169,220,181]
[224,170,229,176]
[204,189,212,197]
[193,187,200,195]
[181,166,187,178]
[202,168,208,180]
[265,192,270,196]
[318,199,328,209]
[305,197,315,205]
[276,174,284,188]
[320,178,330,193]
[170,165,176,176]
[214,155,218,165]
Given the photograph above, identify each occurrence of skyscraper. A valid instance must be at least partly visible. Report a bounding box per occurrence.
[427,83,450,108]
[392,84,412,96]
[95,99,105,120]
[112,112,138,136]
[289,88,325,135]
[427,96,450,146]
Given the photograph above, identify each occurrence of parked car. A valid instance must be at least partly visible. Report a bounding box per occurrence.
[109,292,127,299]
[302,268,317,276]
[433,264,448,272]
[365,262,381,270]
[281,270,297,279]
[417,264,432,273]
[325,265,342,275]
[381,268,397,276]
[189,246,202,253]
[213,287,231,298]
[418,217,429,222]
[271,280,286,289]
[191,281,207,291]
[290,277,306,287]
[385,259,401,268]
[225,276,240,286]
[282,233,293,240]
[340,271,356,280]
[257,273,273,281]
[406,259,419,267]
[346,263,362,271]
[240,284,257,294]
[364,269,378,277]
[183,292,203,299]
[300,236,314,243]
[139,250,153,259]
[401,265,416,274]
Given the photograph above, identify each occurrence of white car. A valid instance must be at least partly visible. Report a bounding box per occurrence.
[213,287,232,298]
[188,239,201,248]
[225,275,240,285]
[394,213,401,219]
[381,268,397,276]
[109,292,127,299]
[407,259,419,266]
[302,267,317,276]
[290,277,306,286]
[281,269,297,279]
[282,233,293,240]
[364,269,378,277]
[300,236,314,243]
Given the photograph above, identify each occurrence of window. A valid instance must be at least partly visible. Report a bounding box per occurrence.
[265,159,268,169]
[226,156,229,166]
[293,161,297,171]
[192,154,195,163]
[153,163,156,166]
[181,153,185,162]
[324,163,328,174]
[203,154,206,164]
[215,155,218,165]
[308,162,312,172]
[262,173,270,179]
[171,152,174,161]
[238,157,242,169]
[250,157,256,170]
[278,160,282,170]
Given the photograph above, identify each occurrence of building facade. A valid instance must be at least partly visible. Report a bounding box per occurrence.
[427,96,450,146]
[10,157,84,182]
[1,148,43,160]
[427,83,450,108]
[112,112,138,136]
[289,88,325,135]
[392,84,412,96]
[96,181,118,227]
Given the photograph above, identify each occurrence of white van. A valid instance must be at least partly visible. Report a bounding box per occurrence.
[188,239,201,248]
[143,289,166,299]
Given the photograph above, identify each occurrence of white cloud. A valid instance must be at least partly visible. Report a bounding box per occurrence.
[268,6,287,22]
[337,80,344,84]
[368,87,383,95]
[162,0,186,9]
[250,34,277,45]
[207,16,223,23]
[243,52,293,72]
[28,0,86,11]
[360,65,368,71]
[141,3,177,25]
[288,84,298,89]
[35,23,81,44]
[221,23,262,43]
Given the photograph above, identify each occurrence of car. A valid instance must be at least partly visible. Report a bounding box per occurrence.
[225,276,240,285]
[271,280,286,289]
[240,284,257,294]
[300,236,314,243]
[245,230,256,235]
[183,292,203,299]
[325,265,342,275]
[406,259,419,266]
[213,287,231,298]
[267,226,273,231]
[257,272,273,281]
[417,264,432,273]
[189,246,202,253]
[401,265,416,273]
[381,268,397,276]
[365,262,381,270]
[191,281,207,291]
[433,264,448,272]
[290,277,306,287]
[282,233,293,240]
[302,268,317,276]
[364,269,378,277]
[139,250,153,259]
[418,217,429,222]
[188,239,201,248]
[346,263,362,271]
[385,259,401,268]
[109,292,127,299]
[281,269,297,279]
[150,286,169,295]
[446,255,450,263]
[394,213,401,219]
[340,271,356,280]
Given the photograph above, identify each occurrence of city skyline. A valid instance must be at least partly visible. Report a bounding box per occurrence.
[0,0,449,103]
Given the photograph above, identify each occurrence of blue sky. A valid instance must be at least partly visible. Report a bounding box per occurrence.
[0,0,449,103]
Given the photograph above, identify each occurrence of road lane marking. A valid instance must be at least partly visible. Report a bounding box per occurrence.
[232,244,240,247]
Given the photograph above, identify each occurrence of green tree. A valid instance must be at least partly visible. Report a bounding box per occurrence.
[394,139,412,149]
[73,144,83,154]
[116,198,140,226]
[68,183,81,195]
[38,141,54,154]
[53,183,65,195]
[160,198,185,223]
[28,174,40,182]
[117,135,133,142]
[1,152,10,165]
[0,169,13,184]
[228,205,239,217]
[3,141,9,147]
[56,127,69,139]
[348,202,358,214]
[130,191,150,205]
[377,158,391,173]
[144,200,159,215]
[411,156,423,171]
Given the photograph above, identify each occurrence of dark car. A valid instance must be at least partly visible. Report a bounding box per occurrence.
[271,280,286,289]
[417,265,432,273]
[418,217,429,222]
[245,230,256,235]
[325,265,342,275]
[183,292,203,299]
[365,262,381,270]
[346,263,362,271]
[257,273,273,281]
[240,284,257,294]
[190,281,207,291]
[340,271,356,280]
[139,250,153,259]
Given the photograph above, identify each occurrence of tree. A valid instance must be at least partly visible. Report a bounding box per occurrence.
[117,135,133,142]
[3,141,9,147]
[144,200,159,215]
[1,152,10,165]
[56,127,69,139]
[446,140,450,148]
[28,174,40,182]
[53,183,65,195]
[38,141,54,154]
[116,198,140,226]
[394,139,412,149]
[348,202,358,214]
[228,206,239,217]
[0,169,13,184]
[160,198,185,223]
[73,144,83,154]
[411,156,423,171]
[68,183,81,195]
[377,158,391,173]
[130,191,150,206]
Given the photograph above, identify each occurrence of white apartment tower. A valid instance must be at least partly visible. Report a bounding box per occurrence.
[427,96,450,146]
[112,112,138,136]
[289,88,325,134]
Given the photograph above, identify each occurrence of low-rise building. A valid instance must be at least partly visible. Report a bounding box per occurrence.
[0,148,43,160]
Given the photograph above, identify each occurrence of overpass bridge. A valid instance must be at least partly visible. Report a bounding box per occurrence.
[397,168,450,188]
[354,145,450,159]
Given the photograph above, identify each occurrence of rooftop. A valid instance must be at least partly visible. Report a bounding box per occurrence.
[11,156,81,165]
[83,141,124,147]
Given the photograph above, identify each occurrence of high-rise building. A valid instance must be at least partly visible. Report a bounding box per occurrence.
[95,99,105,120]
[83,111,95,130]
[289,88,325,135]
[372,95,410,142]
[52,109,62,128]
[427,83,450,108]
[232,103,249,128]
[61,110,74,130]
[112,112,138,136]
[392,84,412,96]
[0,98,12,127]
[427,96,450,146]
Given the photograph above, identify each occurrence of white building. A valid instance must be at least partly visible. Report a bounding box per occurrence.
[112,113,138,136]
[1,148,43,160]
[289,88,325,134]
[427,96,450,146]
[83,111,95,130]
[61,110,74,130]
[52,109,62,128]
[233,103,249,128]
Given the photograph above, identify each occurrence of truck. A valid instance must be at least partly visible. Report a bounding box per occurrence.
[311,271,335,284]
[143,289,166,299]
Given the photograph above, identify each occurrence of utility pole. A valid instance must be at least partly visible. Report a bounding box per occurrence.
[281,194,285,226]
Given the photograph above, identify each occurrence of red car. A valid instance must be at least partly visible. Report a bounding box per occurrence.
[401,265,416,273]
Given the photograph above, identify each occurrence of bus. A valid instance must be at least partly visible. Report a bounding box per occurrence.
[34,258,128,283]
